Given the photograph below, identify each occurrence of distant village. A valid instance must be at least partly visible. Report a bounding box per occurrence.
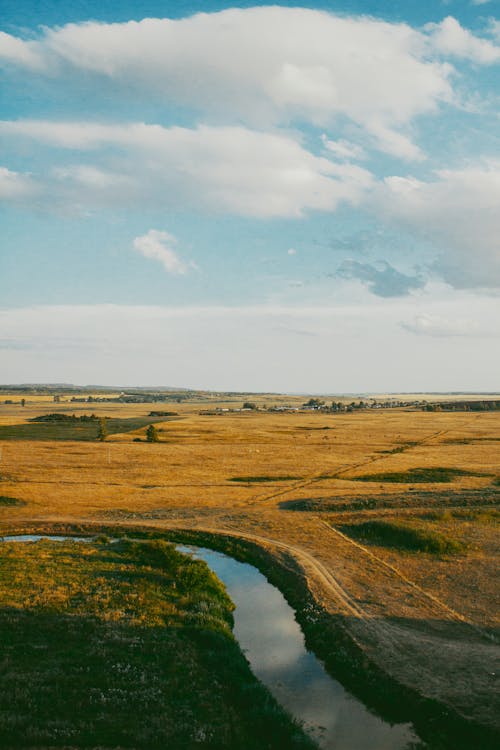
[2,388,499,413]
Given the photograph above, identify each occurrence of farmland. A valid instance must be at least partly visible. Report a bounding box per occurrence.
[0,392,499,748]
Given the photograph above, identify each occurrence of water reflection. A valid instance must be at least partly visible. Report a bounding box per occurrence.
[1,534,93,543]
[183,546,421,750]
[1,535,422,749]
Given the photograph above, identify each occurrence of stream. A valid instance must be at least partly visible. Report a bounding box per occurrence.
[2,535,422,749]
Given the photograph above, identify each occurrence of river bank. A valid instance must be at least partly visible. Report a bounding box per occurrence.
[2,520,498,749]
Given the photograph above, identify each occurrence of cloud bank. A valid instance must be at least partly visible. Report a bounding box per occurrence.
[0,120,374,217]
[0,7,469,158]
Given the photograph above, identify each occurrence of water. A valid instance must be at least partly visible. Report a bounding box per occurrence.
[2,535,421,749]
[1,534,94,543]
[181,545,420,750]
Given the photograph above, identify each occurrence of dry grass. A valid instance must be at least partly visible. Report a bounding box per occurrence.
[0,395,499,738]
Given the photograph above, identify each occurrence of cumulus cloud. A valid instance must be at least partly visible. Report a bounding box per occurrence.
[0,31,45,69]
[133,230,192,274]
[336,260,426,297]
[0,120,374,217]
[378,163,500,289]
[0,8,461,159]
[427,16,500,63]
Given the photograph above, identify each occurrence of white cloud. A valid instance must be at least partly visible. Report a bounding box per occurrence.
[0,31,45,70]
[427,16,500,63]
[1,299,498,391]
[53,164,133,189]
[0,166,37,200]
[378,162,500,289]
[321,135,366,161]
[400,313,496,337]
[0,120,374,218]
[366,123,425,162]
[287,248,297,256]
[0,8,460,159]
[470,0,492,6]
[133,230,191,274]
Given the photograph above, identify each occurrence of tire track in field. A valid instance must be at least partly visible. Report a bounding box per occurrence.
[318,519,495,643]
[249,427,454,506]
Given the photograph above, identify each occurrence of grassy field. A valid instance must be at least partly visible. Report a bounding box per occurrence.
[0,537,314,749]
[0,393,499,746]
[0,415,173,441]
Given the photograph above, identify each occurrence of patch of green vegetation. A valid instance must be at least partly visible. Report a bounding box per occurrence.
[339,520,468,555]
[422,508,500,524]
[0,496,25,507]
[228,475,303,483]
[0,417,167,442]
[30,413,98,423]
[0,538,314,749]
[350,467,487,483]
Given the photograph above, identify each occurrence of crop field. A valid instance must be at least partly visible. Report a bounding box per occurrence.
[0,393,499,748]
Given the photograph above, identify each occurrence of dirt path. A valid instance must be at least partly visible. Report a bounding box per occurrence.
[7,509,500,735]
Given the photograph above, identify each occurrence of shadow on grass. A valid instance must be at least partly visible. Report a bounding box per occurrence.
[348,467,490,483]
[3,524,499,750]
[0,606,314,749]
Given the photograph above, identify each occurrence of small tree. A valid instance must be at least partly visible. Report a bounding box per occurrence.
[146,424,159,443]
[97,418,108,442]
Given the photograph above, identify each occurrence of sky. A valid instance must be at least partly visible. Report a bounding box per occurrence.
[1,0,499,392]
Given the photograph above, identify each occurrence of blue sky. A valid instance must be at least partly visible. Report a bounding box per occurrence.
[1,1,499,391]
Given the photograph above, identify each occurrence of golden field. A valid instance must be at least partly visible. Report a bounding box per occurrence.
[1,394,499,740]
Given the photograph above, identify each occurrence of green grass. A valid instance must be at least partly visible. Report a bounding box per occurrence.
[228,475,302,483]
[339,520,468,555]
[349,467,487,483]
[0,417,169,442]
[422,508,500,524]
[0,538,314,749]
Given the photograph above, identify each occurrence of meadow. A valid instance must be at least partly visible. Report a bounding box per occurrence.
[0,392,499,747]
